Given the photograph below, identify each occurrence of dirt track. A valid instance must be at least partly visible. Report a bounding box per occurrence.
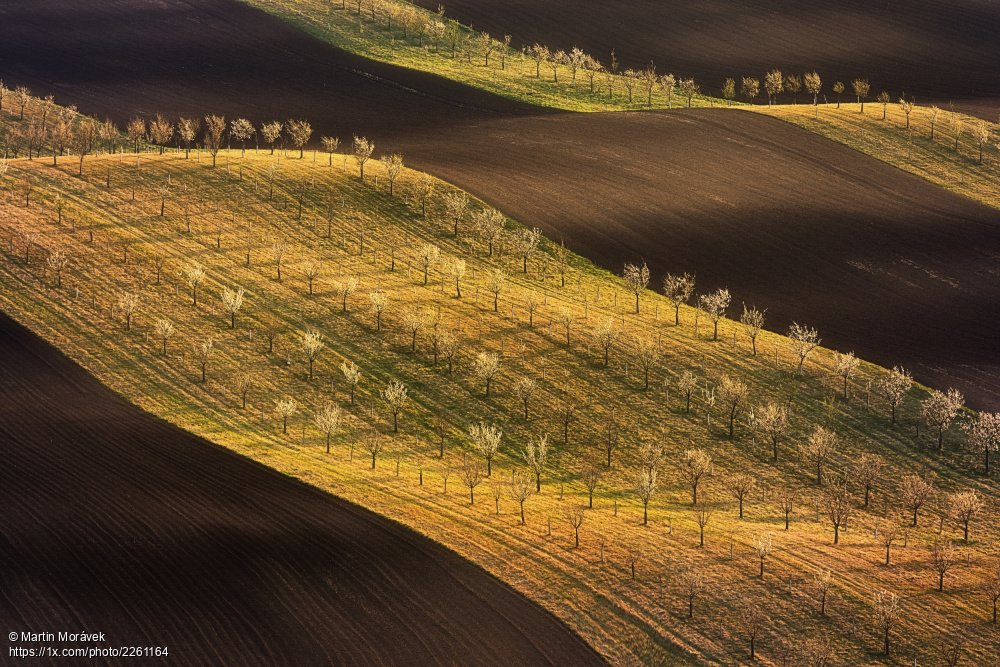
[1,0,998,411]
[0,311,604,666]
[414,0,1000,119]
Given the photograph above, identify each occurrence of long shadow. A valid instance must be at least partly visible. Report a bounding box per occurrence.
[0,0,998,412]
[0,310,604,666]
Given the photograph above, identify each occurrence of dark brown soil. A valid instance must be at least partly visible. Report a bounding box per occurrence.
[415,0,1000,119]
[0,310,604,666]
[0,0,998,415]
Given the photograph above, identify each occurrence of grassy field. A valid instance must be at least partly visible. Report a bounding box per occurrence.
[241,0,1000,213]
[755,102,999,211]
[242,0,725,112]
[1,142,997,664]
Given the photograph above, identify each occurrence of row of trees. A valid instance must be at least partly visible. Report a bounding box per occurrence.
[5,110,998,661]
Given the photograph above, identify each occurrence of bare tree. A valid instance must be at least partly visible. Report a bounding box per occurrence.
[875,517,901,565]
[634,337,658,389]
[776,489,795,530]
[680,449,712,505]
[823,482,852,544]
[12,85,31,119]
[878,366,913,425]
[229,118,254,156]
[235,371,253,409]
[183,262,206,306]
[490,478,503,514]
[440,331,459,374]
[154,318,175,356]
[973,121,992,164]
[512,376,536,420]
[221,286,245,329]
[461,456,485,504]
[196,338,214,383]
[756,402,788,461]
[930,541,956,591]
[485,267,507,312]
[314,401,342,454]
[872,589,901,655]
[581,463,602,508]
[473,207,506,257]
[302,260,322,297]
[177,117,198,158]
[203,115,226,167]
[852,79,871,112]
[473,351,501,397]
[718,374,749,439]
[299,329,324,380]
[401,306,427,352]
[442,191,469,236]
[417,243,439,286]
[700,288,730,340]
[788,322,820,374]
[693,506,712,547]
[321,136,340,166]
[46,249,70,287]
[623,262,649,313]
[814,569,834,615]
[741,76,760,104]
[876,91,891,119]
[512,227,541,273]
[804,70,822,107]
[125,116,145,153]
[852,453,884,508]
[739,305,765,355]
[565,506,585,547]
[800,426,837,485]
[727,473,756,518]
[285,119,312,159]
[985,565,1000,624]
[415,173,435,218]
[948,490,984,541]
[382,380,408,432]
[722,77,736,106]
[364,430,384,470]
[679,565,705,617]
[509,471,533,524]
[469,421,502,476]
[833,351,860,399]
[368,290,388,332]
[764,68,784,106]
[677,370,698,413]
[379,153,404,195]
[900,472,935,526]
[678,78,699,107]
[920,388,964,450]
[261,121,282,155]
[271,239,288,282]
[591,318,620,367]
[274,397,298,434]
[353,136,375,179]
[340,360,362,405]
[963,412,1000,474]
[737,601,764,660]
[118,291,140,331]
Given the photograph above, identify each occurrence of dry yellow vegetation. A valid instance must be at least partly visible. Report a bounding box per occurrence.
[1,145,998,665]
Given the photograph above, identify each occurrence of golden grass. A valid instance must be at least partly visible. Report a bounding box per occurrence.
[1,148,998,665]
[756,102,1000,210]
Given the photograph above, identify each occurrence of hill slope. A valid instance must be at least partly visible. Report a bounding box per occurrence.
[0,312,603,667]
[1,149,997,664]
[1,1,997,409]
